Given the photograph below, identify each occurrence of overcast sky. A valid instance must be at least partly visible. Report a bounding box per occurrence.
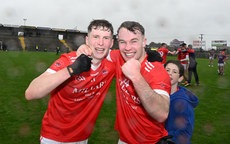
[1,0,230,49]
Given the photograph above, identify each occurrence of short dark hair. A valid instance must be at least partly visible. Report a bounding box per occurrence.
[117,21,145,36]
[88,19,113,36]
[164,60,184,77]
[180,43,187,47]
[161,43,167,46]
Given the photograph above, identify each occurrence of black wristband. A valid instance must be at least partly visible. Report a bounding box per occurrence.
[67,65,74,76]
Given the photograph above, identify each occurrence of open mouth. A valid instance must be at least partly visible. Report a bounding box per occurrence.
[95,48,105,53]
[125,52,135,57]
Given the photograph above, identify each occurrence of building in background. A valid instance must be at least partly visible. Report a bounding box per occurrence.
[211,40,227,50]
[193,40,206,50]
[0,24,87,52]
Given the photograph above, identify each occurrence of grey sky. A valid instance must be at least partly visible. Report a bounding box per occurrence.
[1,0,230,49]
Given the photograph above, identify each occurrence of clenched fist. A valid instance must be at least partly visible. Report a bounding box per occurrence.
[67,54,92,76]
[121,58,141,80]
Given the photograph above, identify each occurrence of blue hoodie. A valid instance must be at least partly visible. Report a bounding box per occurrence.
[165,86,199,144]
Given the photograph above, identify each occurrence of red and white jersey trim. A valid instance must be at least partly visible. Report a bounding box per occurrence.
[154,89,169,97]
[144,61,155,72]
[46,68,56,74]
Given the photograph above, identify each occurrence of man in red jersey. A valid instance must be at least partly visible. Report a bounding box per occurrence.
[157,43,176,64]
[112,21,171,144]
[77,21,172,144]
[25,19,115,144]
[175,43,189,85]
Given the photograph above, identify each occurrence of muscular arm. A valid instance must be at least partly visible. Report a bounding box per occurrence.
[175,50,179,55]
[25,54,91,100]
[122,59,170,122]
[25,68,71,100]
[169,50,176,55]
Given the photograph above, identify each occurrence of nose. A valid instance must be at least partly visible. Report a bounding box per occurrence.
[98,38,104,46]
[125,43,132,51]
[168,70,172,75]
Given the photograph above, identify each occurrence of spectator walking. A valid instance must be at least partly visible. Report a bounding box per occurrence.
[217,50,227,76]
[208,49,215,67]
[36,45,39,51]
[56,46,60,55]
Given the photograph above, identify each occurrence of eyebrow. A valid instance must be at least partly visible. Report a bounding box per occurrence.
[131,38,138,41]
[118,38,139,41]
[166,67,179,71]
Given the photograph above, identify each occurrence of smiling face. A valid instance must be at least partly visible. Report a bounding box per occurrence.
[117,27,147,62]
[165,63,184,86]
[86,26,113,61]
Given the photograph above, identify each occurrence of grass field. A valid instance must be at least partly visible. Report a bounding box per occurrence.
[0,51,230,144]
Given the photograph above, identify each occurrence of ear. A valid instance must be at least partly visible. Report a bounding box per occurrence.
[110,39,114,49]
[178,76,184,83]
[85,36,89,45]
[142,38,147,48]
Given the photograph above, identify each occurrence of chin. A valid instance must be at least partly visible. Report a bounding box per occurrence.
[94,52,104,57]
[95,55,106,60]
[124,57,131,62]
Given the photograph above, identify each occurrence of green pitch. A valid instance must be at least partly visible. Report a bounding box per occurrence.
[0,52,229,143]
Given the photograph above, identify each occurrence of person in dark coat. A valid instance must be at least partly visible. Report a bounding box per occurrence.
[186,45,199,86]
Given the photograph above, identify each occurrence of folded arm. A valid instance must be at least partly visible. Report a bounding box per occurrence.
[122,59,170,122]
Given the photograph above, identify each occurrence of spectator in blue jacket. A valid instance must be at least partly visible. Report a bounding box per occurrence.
[164,60,199,144]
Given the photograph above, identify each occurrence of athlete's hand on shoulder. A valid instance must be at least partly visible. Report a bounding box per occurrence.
[122,58,141,80]
[146,50,163,62]
[77,44,92,57]
[67,54,92,76]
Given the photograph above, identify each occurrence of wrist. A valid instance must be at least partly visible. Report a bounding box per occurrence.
[130,73,143,83]
[67,65,74,76]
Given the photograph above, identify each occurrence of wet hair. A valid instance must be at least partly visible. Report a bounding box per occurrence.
[164,60,184,77]
[117,21,145,36]
[188,44,192,49]
[88,19,114,36]
[161,43,167,46]
[180,43,187,47]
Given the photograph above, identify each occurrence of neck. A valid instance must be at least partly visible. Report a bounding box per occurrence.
[139,52,147,63]
[171,83,178,95]
[91,58,102,67]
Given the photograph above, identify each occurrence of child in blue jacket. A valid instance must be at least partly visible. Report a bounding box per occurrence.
[164,60,199,144]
